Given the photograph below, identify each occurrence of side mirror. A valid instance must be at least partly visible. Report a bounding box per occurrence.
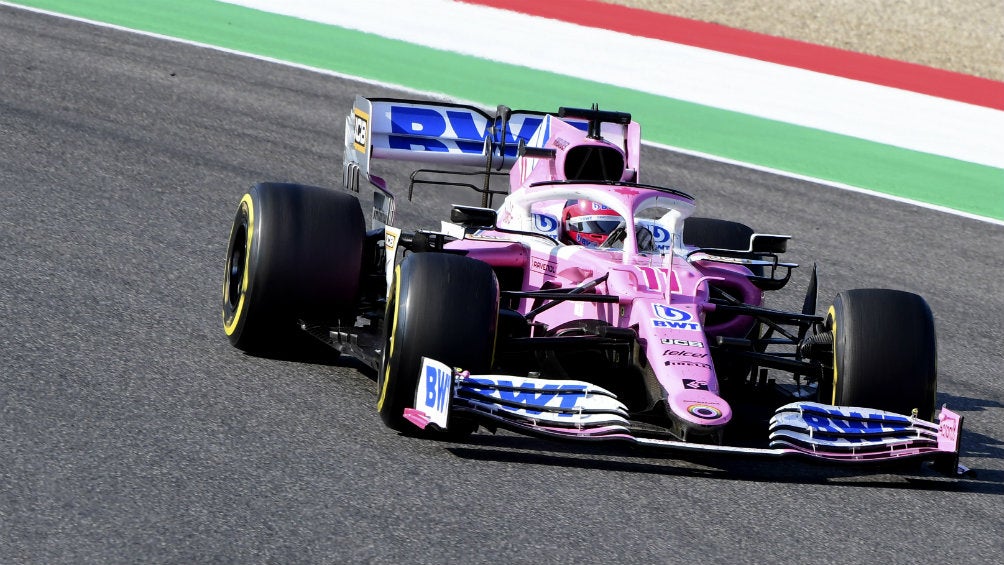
[749,234,789,254]
[451,205,497,228]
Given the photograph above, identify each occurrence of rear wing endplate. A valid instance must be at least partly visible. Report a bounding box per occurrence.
[343,96,551,180]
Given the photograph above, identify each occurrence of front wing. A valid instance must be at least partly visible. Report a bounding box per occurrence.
[404,358,967,476]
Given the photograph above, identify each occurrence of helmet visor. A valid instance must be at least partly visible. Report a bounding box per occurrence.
[566,215,622,235]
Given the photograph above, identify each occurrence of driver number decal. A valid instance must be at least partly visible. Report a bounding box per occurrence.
[636,267,680,292]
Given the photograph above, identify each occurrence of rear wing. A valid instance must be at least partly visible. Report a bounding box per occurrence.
[343,97,551,227]
[343,97,550,173]
[342,96,639,226]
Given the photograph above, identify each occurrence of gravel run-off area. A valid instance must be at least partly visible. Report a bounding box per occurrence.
[601,0,1003,81]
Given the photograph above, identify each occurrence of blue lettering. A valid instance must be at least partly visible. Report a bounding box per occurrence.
[436,369,450,411]
[533,214,558,233]
[424,365,439,409]
[495,117,544,156]
[424,365,451,411]
[493,381,586,417]
[391,106,446,135]
[652,225,670,244]
[387,106,544,156]
[447,110,490,153]
[802,412,840,433]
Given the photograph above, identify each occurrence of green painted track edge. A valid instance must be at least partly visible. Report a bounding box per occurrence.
[9,0,1003,219]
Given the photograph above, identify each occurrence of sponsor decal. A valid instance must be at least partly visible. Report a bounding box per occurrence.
[687,404,723,420]
[465,378,587,417]
[665,360,712,369]
[553,137,570,149]
[653,304,691,321]
[663,350,708,358]
[651,224,672,251]
[637,267,680,292]
[387,105,543,157]
[532,213,559,235]
[652,304,700,331]
[353,108,369,153]
[939,418,958,442]
[661,339,704,348]
[423,363,452,413]
[801,406,909,434]
[530,257,557,275]
[682,379,709,391]
[384,231,398,251]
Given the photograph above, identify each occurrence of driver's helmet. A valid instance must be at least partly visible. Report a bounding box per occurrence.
[561,200,624,247]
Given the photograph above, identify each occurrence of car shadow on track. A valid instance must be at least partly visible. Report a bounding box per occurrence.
[268,353,1004,494]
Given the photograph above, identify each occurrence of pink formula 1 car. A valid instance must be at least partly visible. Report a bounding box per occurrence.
[222,97,966,475]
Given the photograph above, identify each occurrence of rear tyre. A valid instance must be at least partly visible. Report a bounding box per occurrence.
[826,289,937,420]
[222,182,365,355]
[377,253,499,433]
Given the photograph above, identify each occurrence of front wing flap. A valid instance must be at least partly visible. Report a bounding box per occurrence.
[403,359,967,475]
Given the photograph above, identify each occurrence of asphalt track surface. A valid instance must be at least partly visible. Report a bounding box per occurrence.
[2,7,1003,564]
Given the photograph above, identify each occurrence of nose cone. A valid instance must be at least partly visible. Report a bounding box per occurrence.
[668,389,732,429]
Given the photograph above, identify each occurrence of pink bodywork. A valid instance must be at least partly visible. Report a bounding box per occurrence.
[442,112,764,434]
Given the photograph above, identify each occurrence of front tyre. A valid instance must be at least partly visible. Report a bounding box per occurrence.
[377,253,499,433]
[222,182,364,354]
[826,289,937,420]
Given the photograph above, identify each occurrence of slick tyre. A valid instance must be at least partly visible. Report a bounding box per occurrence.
[826,289,937,420]
[377,253,499,433]
[222,182,364,355]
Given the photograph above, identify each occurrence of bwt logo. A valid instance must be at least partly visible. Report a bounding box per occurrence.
[802,407,910,435]
[652,225,671,250]
[389,106,543,156]
[532,213,559,235]
[424,365,452,413]
[652,304,701,331]
[653,304,691,322]
[468,379,587,417]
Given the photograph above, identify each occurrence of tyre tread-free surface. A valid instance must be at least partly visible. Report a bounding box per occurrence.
[223,182,364,353]
[378,253,499,431]
[829,288,938,420]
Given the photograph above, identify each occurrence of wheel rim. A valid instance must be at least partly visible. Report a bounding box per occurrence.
[225,223,247,312]
[223,194,254,336]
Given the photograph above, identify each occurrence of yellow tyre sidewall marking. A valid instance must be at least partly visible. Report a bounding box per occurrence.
[223,193,254,336]
[828,305,838,405]
[377,265,402,411]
